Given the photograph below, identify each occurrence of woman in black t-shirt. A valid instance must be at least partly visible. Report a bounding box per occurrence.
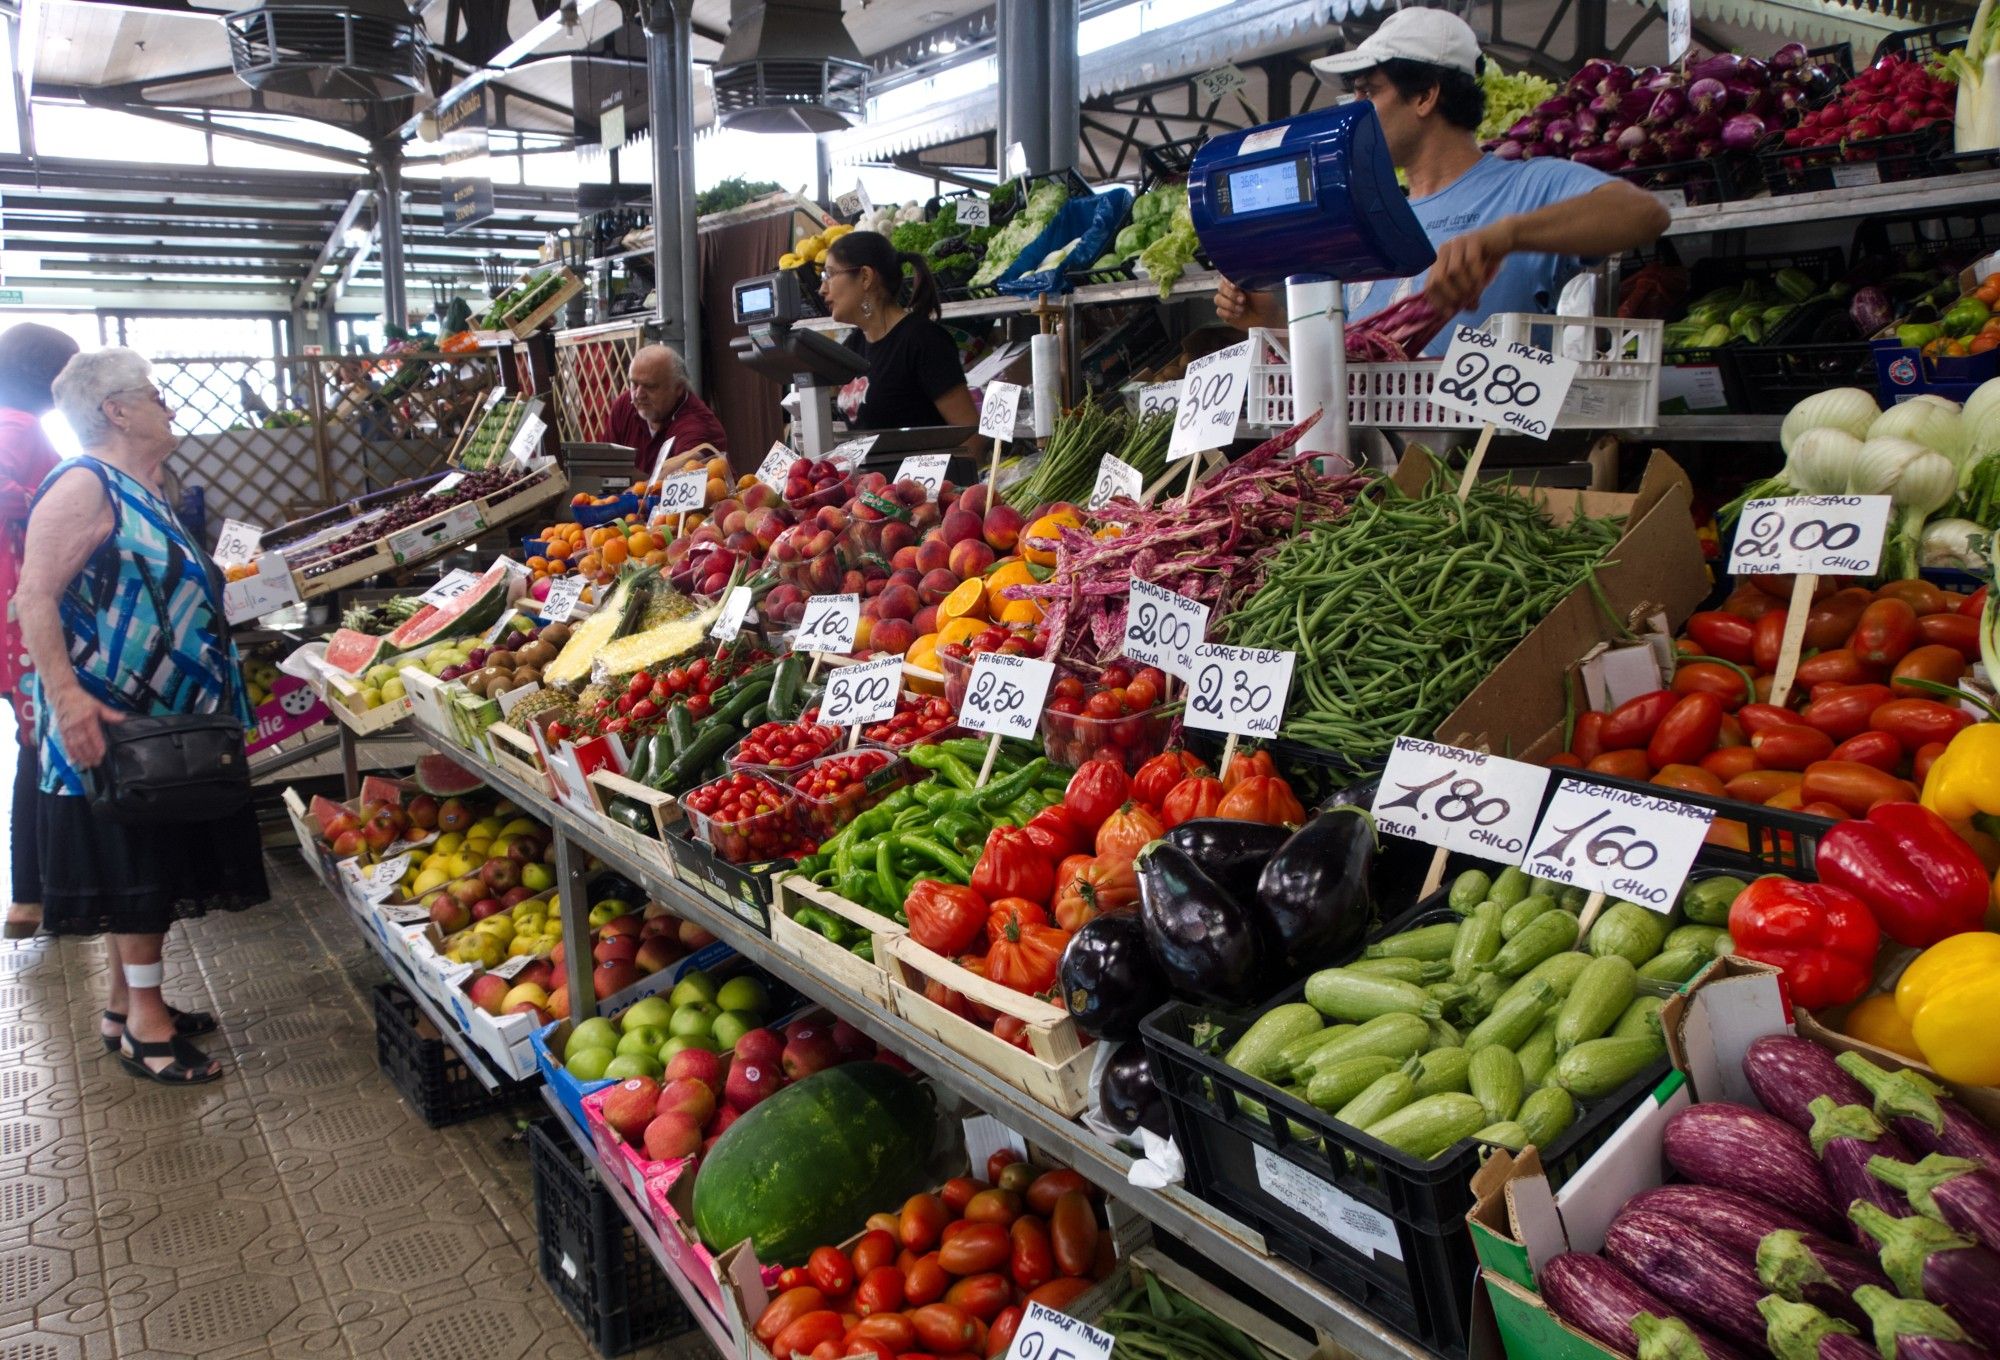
[821,231,977,431]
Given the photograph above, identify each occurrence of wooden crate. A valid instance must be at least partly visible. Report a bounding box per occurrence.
[584,769,680,876]
[770,875,905,1008]
[881,934,1093,1116]
[485,722,553,796]
[502,270,584,338]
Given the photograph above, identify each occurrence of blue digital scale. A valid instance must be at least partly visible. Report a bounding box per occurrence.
[1189,103,1435,459]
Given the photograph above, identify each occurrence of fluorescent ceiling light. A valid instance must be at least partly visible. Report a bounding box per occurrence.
[490,0,608,69]
[343,226,371,250]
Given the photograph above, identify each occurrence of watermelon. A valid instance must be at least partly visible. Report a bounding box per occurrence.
[414,752,484,797]
[307,794,348,835]
[691,1063,936,1265]
[384,564,510,650]
[359,775,406,810]
[323,628,392,675]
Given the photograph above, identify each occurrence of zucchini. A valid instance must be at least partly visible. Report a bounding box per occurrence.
[1363,922,1460,962]
[626,735,655,786]
[1447,869,1493,913]
[1271,1024,1357,1082]
[1515,1017,1560,1087]
[1365,1093,1487,1159]
[1348,957,1450,984]
[1679,874,1744,927]
[1518,950,1593,999]
[654,724,736,792]
[1636,947,1708,985]
[1517,1085,1577,1145]
[1555,955,1637,1054]
[1450,902,1503,984]
[1474,1121,1529,1149]
[1427,1015,1463,1050]
[1500,893,1558,940]
[665,704,698,758]
[1407,1047,1472,1098]
[1611,995,1666,1041]
[1464,977,1556,1053]
[1587,902,1671,967]
[1334,1071,1417,1131]
[1664,923,1729,956]
[1224,1004,1323,1083]
[1291,1013,1432,1081]
[1488,866,1533,910]
[1457,973,1506,1024]
[1303,969,1441,1023]
[1469,1045,1525,1124]
[1551,1035,1665,1100]
[1480,911,1580,979]
[1304,1055,1402,1113]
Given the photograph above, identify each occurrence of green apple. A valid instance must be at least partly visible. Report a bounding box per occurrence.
[616,1024,668,1056]
[660,1034,719,1060]
[365,663,400,688]
[569,1017,619,1053]
[588,898,633,927]
[711,1009,759,1052]
[668,1002,718,1039]
[603,1053,662,1081]
[619,996,675,1033]
[520,862,555,893]
[669,970,720,1009]
[380,676,406,702]
[715,976,769,1014]
[564,1047,613,1081]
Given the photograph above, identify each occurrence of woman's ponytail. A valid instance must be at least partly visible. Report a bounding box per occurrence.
[827,230,942,320]
[899,251,941,320]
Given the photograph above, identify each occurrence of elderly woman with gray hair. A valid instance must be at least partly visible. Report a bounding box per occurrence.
[15,347,265,1084]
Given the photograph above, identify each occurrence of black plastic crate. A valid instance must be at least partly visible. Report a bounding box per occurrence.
[1140,134,1209,189]
[1614,151,1761,207]
[528,1118,693,1358]
[1685,245,1846,299]
[372,981,515,1129]
[664,826,777,934]
[1725,336,1877,412]
[1550,764,1832,881]
[1139,900,1667,1358]
[1757,123,1950,196]
[1871,18,1969,63]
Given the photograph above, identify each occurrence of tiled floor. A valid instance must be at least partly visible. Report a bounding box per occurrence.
[2,721,714,1359]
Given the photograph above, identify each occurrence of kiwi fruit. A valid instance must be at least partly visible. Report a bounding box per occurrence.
[539,622,573,647]
[512,666,542,686]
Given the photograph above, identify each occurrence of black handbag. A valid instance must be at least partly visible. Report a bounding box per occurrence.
[87,713,252,826]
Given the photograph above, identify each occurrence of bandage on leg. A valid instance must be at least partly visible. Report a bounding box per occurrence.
[122,961,164,989]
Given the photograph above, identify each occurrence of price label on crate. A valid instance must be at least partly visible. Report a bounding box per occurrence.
[894,453,951,499]
[539,574,588,622]
[1666,0,1692,61]
[425,471,467,498]
[1169,340,1252,460]
[222,552,300,624]
[1832,162,1881,188]
[960,652,1056,741]
[1525,778,1715,913]
[957,198,991,229]
[1005,1302,1116,1360]
[1428,326,1580,440]
[389,503,484,564]
[1376,737,1553,865]
[1184,643,1295,738]
[1138,383,1181,418]
[1728,495,1892,576]
[655,469,707,516]
[794,594,859,654]
[1194,64,1249,101]
[1089,454,1145,511]
[1123,577,1208,680]
[979,381,1024,443]
[419,569,481,606]
[821,653,903,728]
[379,902,429,926]
[213,518,263,566]
[710,585,752,642]
[360,853,412,902]
[756,441,796,493]
[505,413,546,468]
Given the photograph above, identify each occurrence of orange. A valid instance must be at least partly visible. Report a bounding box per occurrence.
[1022,510,1081,567]
[937,618,985,649]
[984,558,1037,616]
[905,632,941,673]
[997,598,1042,626]
[939,578,988,624]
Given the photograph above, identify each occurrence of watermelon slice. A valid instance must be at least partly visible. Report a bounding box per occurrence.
[414,752,485,797]
[359,775,406,809]
[324,628,392,676]
[383,565,511,651]
[307,794,348,835]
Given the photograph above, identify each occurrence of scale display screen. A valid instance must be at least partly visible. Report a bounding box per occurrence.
[735,281,776,321]
[1220,156,1312,215]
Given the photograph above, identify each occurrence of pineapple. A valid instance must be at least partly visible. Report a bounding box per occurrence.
[542,566,647,687]
[592,600,721,679]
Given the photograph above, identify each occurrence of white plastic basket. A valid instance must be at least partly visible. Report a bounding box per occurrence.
[1245,315,1663,433]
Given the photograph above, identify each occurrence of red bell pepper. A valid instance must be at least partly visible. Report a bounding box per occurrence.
[1647,692,1724,768]
[1021,805,1082,862]
[970,826,1056,907]
[1061,758,1127,835]
[1726,876,1880,1009]
[1813,802,1990,949]
[1600,690,1678,751]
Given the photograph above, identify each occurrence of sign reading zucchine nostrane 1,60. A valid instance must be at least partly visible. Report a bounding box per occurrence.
[1428,326,1579,438]
[1184,643,1294,738]
[1728,496,1892,576]
[1376,737,1552,864]
[1526,778,1714,912]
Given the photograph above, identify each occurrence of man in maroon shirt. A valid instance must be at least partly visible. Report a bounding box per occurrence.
[603,344,727,476]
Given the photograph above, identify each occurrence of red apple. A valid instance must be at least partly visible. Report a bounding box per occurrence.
[593,960,641,1000]
[634,938,680,976]
[547,985,570,1020]
[593,935,640,967]
[711,1103,741,1136]
[734,1028,783,1070]
[602,1076,661,1143]
[429,895,470,933]
[830,1019,876,1062]
[678,920,717,950]
[469,898,506,921]
[782,1027,839,1081]
[600,914,643,940]
[468,973,511,1017]
[724,1057,783,1112]
[643,1112,704,1161]
[516,960,554,991]
[666,1047,724,1094]
[656,1077,717,1126]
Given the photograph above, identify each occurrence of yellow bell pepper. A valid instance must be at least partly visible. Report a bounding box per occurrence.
[1842,993,1924,1062]
[1895,930,2000,1085]
[1921,724,2000,823]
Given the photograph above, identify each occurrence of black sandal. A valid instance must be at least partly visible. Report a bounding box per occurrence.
[100,1006,218,1053]
[117,1031,222,1085]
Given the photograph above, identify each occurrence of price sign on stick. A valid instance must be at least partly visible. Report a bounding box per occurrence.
[794,594,859,655]
[1377,737,1553,865]
[1005,1302,1115,1360]
[829,434,879,463]
[1185,643,1295,739]
[756,442,795,493]
[1089,455,1145,511]
[957,198,991,229]
[1169,340,1253,464]
[709,585,752,642]
[960,652,1056,742]
[895,454,951,499]
[980,381,1023,443]
[821,654,903,728]
[1428,326,1581,498]
[656,470,707,515]
[1124,577,1209,680]
[213,518,263,566]
[1138,383,1181,418]
[1194,65,1249,102]
[1525,778,1714,914]
[1727,496,1891,708]
[539,575,588,622]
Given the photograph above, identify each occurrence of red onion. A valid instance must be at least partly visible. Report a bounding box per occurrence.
[1506,115,1542,141]
[1545,117,1580,147]
[1647,87,1687,123]
[1617,123,1650,151]
[1535,95,1577,119]
[1771,41,1808,70]
[1720,112,1768,151]
[1689,77,1727,114]
[1573,144,1627,170]
[1492,139,1526,160]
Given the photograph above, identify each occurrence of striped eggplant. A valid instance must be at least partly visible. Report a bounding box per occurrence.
[1810,1095,1917,1233]
[1663,1101,1844,1234]
[1626,1183,1820,1258]
[1749,1035,1873,1131]
[1605,1208,1773,1350]
[1757,1296,1883,1360]
[1869,1155,2000,1255]
[1540,1252,1690,1357]
[1837,1053,2000,1175]
[1634,1311,1755,1360]
[1854,1284,1996,1360]
[1851,1202,2000,1353]
[1757,1228,1892,1327]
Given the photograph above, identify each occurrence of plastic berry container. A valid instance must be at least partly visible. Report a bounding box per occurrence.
[782,455,857,513]
[861,694,962,751]
[1042,700,1177,772]
[788,748,909,838]
[681,773,803,864]
[726,720,843,779]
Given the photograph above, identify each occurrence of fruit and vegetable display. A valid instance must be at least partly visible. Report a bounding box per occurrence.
[971,182,1073,289]
[277,463,559,581]
[457,397,534,470]
[1000,406,1173,514]
[1776,54,1956,157]
[478,268,572,329]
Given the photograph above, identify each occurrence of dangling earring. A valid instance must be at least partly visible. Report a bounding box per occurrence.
[861,299,873,317]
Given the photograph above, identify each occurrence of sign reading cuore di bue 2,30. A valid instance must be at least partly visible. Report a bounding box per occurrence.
[1375,738,1553,864]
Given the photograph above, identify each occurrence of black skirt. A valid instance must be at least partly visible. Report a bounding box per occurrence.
[36,791,268,937]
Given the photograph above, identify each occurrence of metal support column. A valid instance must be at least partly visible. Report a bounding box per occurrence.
[554,826,596,1023]
[1045,0,1079,175]
[997,0,1051,173]
[373,139,408,331]
[645,0,703,393]
[815,135,833,206]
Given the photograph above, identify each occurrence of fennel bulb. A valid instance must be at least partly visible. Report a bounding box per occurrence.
[1869,396,1967,469]
[1781,387,1880,455]
[1921,518,1992,568]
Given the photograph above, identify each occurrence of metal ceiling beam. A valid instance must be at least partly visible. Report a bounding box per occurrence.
[294,188,374,308]
[0,217,331,244]
[0,154,359,201]
[19,239,315,260]
[37,259,304,279]
[34,87,373,166]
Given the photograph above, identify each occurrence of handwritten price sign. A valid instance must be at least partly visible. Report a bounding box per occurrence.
[794,594,859,654]
[1428,326,1579,439]
[213,518,263,566]
[1376,738,1552,864]
[1005,1302,1114,1360]
[1184,643,1294,738]
[1138,383,1181,418]
[980,381,1024,443]
[756,442,796,493]
[895,454,951,499]
[1088,455,1145,511]
[957,198,991,229]
[1526,778,1714,912]
[1169,340,1252,460]
[959,652,1056,741]
[821,654,903,727]
[656,470,707,514]
[539,574,588,622]
[1123,577,1208,680]
[1728,496,1892,576]
[709,585,752,642]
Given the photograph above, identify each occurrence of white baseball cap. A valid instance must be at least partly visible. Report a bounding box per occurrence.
[1311,9,1483,81]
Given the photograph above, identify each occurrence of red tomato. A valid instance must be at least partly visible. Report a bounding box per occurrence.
[1828,730,1903,772]
[1725,769,1803,804]
[808,1246,855,1296]
[1647,692,1724,768]
[847,1313,917,1353]
[1571,710,1608,764]
[944,1274,1014,1323]
[852,1231,899,1278]
[1749,724,1835,771]
[1914,740,1950,789]
[1586,750,1652,780]
[900,1194,948,1253]
[1683,610,1756,663]
[961,1189,1023,1226]
[1131,750,1205,809]
[1751,610,1789,673]
[1599,690,1678,751]
[1653,764,1727,798]
[1916,611,1981,660]
[1800,684,1897,742]
[1794,648,1877,688]
[1699,747,1762,781]
[1160,776,1226,829]
[904,1254,950,1307]
[1049,1193,1099,1277]
[1672,662,1752,711]
[1800,761,1918,816]
[1736,703,1807,737]
[1890,644,1969,696]
[1009,1216,1054,1291]
[1061,759,1128,834]
[1025,1170,1092,1216]
[985,1149,1020,1184]
[772,1312,846,1360]
[757,1288,828,1344]
[987,1307,1024,1359]
[938,1179,985,1216]
[1868,698,1974,750]
[1852,598,1920,666]
[910,1304,979,1354]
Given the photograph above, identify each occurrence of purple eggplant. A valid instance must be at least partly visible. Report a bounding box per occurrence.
[1748,1036,1874,1131]
[1627,1183,1820,1257]
[1870,1155,2000,1255]
[1539,1252,1685,1357]
[1649,86,1689,123]
[1759,1228,1893,1326]
[1855,1285,1994,1360]
[1605,1208,1772,1349]
[1812,1095,1917,1231]
[1506,115,1542,141]
[1664,1102,1844,1234]
[1634,1311,1754,1360]
[1837,1054,2000,1175]
[1851,1202,2000,1352]
[1851,287,1896,335]
[1760,1296,1882,1360]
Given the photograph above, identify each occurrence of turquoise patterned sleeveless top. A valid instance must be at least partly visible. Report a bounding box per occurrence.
[31,456,250,796]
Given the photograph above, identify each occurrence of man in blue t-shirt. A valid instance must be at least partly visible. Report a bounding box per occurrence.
[1216,8,1670,355]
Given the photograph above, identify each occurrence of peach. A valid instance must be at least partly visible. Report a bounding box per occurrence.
[983,504,1025,552]
[912,604,939,636]
[942,508,983,547]
[880,520,918,557]
[959,483,987,517]
[872,618,917,655]
[876,583,920,621]
[949,539,996,579]
[815,505,848,533]
[721,509,749,536]
[912,503,942,533]
[919,568,960,607]
[857,470,889,494]
[841,568,867,596]
[741,482,778,511]
[890,546,920,572]
[915,536,951,574]
[890,567,923,591]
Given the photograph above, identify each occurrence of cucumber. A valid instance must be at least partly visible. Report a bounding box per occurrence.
[1291,1013,1432,1081]
[1611,995,1666,1041]
[1271,1024,1357,1082]
[1464,978,1556,1053]
[1447,869,1492,913]
[1334,1071,1417,1131]
[1555,955,1637,1054]
[1450,902,1503,984]
[1551,1035,1665,1100]
[1363,922,1461,962]
[1587,902,1671,967]
[1469,1045,1525,1124]
[1488,867,1533,910]
[1224,1003,1323,1083]
[1559,885,1591,912]
[1500,893,1558,939]
[1515,1017,1561,1088]
[1480,912,1580,979]
[1474,1121,1529,1149]
[1365,1093,1487,1160]
[1407,1047,1472,1098]
[1636,948,1708,985]
[1664,924,1729,957]
[1303,969,1441,1023]
[1519,951,1593,999]
[1517,1085,1577,1146]
[1346,957,1450,985]
[1304,1056,1401,1113]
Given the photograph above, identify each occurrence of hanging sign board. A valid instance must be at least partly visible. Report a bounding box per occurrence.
[438,86,494,235]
